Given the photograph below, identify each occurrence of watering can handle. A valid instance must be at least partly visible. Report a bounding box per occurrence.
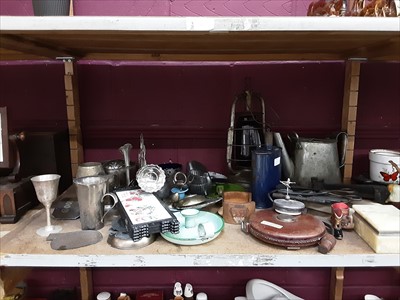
[336,132,348,168]
[287,132,300,147]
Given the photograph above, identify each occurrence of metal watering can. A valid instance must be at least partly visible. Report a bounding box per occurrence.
[274,132,348,187]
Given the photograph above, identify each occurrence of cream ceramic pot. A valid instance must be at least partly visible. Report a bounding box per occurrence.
[369,149,400,184]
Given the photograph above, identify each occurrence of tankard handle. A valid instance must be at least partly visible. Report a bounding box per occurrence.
[101,192,119,222]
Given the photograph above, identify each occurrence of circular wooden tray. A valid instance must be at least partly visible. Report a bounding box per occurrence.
[248,210,326,248]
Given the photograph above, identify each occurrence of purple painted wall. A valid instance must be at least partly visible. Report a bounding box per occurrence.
[1,60,399,176]
[0,0,310,16]
[24,267,400,300]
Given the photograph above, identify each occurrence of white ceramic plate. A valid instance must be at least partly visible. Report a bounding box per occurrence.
[161,211,224,246]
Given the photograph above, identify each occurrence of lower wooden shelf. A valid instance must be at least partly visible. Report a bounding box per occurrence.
[1,204,399,300]
[0,206,398,268]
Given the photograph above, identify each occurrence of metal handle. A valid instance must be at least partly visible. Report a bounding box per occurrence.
[336,131,348,168]
[101,192,119,222]
[241,220,250,234]
[227,90,267,173]
[173,171,187,186]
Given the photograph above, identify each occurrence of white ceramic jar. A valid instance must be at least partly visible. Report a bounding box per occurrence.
[196,292,208,300]
[97,292,111,300]
[369,149,400,184]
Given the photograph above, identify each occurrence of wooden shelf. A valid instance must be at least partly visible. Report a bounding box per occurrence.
[0,207,398,268]
[0,18,399,263]
[1,16,399,61]
[0,16,399,299]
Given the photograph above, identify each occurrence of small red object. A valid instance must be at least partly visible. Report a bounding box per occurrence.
[136,290,164,300]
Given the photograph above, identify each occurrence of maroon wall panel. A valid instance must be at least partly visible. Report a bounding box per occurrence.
[91,267,331,299]
[1,61,399,176]
[342,267,400,300]
[353,62,400,177]
[24,268,80,298]
[0,61,68,132]
[76,61,346,142]
[75,61,346,174]
[24,267,400,299]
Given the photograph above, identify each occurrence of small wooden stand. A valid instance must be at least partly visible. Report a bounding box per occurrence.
[0,177,38,224]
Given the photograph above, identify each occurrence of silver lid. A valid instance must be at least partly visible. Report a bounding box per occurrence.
[273,198,305,215]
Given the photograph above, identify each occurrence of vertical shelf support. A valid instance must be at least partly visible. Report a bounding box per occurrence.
[62,58,84,177]
[0,267,32,299]
[69,0,74,16]
[341,60,361,184]
[80,267,93,300]
[330,267,345,300]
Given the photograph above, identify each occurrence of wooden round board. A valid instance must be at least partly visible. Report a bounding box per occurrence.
[248,210,326,248]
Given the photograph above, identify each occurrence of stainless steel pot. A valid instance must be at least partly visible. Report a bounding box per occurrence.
[103,159,137,190]
[76,162,105,178]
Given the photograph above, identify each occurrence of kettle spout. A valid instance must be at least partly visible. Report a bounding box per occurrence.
[273,132,294,179]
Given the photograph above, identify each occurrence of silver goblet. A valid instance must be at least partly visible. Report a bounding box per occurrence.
[31,174,62,237]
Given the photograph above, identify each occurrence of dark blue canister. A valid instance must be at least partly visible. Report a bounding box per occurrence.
[252,145,282,208]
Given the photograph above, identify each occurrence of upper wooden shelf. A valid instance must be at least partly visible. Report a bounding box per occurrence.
[0,16,399,61]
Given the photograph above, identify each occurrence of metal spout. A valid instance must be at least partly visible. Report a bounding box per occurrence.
[119,143,132,187]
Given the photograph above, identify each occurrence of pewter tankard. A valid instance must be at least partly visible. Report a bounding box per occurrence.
[74,175,118,230]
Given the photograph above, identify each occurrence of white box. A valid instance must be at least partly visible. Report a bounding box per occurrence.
[353,204,400,253]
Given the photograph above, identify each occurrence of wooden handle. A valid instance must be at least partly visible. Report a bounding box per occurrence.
[318,233,337,254]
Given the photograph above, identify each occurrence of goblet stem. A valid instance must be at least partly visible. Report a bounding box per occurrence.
[45,204,52,229]
[36,203,62,237]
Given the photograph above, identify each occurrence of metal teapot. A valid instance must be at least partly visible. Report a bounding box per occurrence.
[274,132,348,187]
